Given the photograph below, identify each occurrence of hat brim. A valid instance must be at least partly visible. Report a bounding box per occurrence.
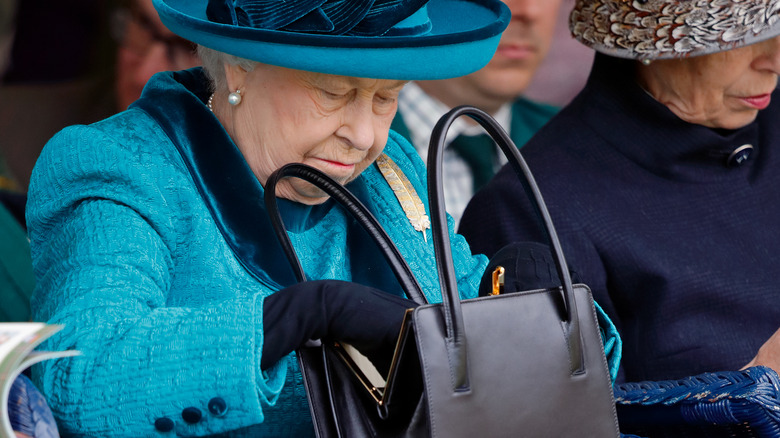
[153,0,510,80]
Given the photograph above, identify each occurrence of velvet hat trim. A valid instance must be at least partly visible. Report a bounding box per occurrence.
[570,0,780,60]
[205,0,432,36]
[153,0,510,79]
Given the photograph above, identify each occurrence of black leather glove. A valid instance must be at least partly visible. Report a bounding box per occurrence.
[261,280,418,373]
[478,241,581,297]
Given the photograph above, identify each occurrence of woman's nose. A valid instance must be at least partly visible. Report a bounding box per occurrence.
[754,36,780,75]
[336,101,376,151]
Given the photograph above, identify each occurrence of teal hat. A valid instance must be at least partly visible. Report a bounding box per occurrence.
[152,0,510,80]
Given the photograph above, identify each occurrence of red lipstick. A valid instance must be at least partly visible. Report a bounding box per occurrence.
[742,94,771,110]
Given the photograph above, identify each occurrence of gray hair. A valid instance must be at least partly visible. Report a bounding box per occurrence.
[198,45,257,92]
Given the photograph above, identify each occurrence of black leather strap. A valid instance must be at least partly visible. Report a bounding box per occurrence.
[264,164,427,305]
[427,105,585,384]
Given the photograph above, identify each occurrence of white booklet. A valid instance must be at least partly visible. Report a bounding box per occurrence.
[0,323,79,437]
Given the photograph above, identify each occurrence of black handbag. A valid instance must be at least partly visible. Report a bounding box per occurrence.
[264,105,619,437]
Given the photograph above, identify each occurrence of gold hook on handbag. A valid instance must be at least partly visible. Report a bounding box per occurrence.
[491,266,505,295]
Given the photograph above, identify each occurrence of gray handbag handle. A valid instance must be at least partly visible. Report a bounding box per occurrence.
[427,105,585,391]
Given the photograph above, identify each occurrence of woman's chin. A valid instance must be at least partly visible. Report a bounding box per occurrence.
[679,108,760,130]
[276,185,332,205]
[294,195,331,205]
[272,171,359,205]
[711,111,760,130]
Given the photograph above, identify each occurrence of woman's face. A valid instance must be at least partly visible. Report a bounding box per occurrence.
[637,36,780,130]
[223,64,406,204]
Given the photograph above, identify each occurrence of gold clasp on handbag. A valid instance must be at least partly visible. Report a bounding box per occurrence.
[491,266,505,295]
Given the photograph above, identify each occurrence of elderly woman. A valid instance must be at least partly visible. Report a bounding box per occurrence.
[22,0,530,436]
[461,0,780,383]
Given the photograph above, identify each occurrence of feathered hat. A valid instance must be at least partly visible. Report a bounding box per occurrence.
[570,0,780,60]
[152,0,510,79]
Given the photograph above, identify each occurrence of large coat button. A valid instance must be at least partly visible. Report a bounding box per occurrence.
[154,417,174,432]
[727,144,753,167]
[182,407,203,424]
[208,397,228,417]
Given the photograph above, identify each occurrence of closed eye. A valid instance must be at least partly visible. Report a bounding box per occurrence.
[373,94,398,115]
[320,88,350,101]
[324,91,345,99]
[374,94,396,104]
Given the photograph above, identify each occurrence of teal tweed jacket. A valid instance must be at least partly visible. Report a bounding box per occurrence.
[27,69,487,437]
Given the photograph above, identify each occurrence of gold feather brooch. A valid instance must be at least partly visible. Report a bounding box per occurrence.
[375,154,430,242]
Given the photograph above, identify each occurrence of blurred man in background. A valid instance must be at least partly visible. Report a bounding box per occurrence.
[391,0,565,225]
[113,0,200,110]
[0,0,199,324]
[0,0,199,191]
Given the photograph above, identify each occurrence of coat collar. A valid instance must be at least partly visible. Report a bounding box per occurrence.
[132,68,405,294]
[132,68,297,289]
[579,54,771,183]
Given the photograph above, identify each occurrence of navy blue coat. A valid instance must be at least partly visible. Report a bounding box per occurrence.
[460,54,780,382]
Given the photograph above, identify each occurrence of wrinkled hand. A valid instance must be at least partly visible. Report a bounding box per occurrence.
[262,280,418,373]
[742,327,780,373]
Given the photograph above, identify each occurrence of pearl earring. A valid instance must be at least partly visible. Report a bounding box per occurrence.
[641,59,652,66]
[228,90,242,106]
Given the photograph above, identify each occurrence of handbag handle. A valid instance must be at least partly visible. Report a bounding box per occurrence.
[264,163,428,305]
[427,106,585,390]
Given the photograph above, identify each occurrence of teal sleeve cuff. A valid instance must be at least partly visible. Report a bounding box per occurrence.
[595,300,622,383]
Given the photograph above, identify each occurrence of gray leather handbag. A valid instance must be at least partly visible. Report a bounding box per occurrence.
[264,105,619,437]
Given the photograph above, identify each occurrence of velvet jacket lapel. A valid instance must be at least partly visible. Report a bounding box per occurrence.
[133,68,405,295]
